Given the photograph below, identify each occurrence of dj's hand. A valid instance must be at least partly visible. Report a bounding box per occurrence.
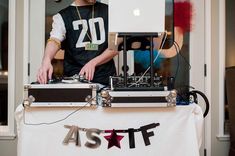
[37,60,53,84]
[79,60,97,81]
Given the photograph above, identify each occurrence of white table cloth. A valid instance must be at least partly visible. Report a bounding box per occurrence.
[15,104,203,156]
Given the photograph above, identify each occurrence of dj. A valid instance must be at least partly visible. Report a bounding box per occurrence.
[37,0,118,85]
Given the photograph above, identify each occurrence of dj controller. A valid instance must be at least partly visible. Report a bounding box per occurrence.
[23,74,177,108]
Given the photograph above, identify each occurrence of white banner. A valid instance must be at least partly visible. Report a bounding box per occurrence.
[15,104,203,156]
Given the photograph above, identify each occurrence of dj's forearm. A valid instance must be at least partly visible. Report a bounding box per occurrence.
[90,48,118,66]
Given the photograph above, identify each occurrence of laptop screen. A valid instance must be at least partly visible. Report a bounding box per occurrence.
[108,0,165,33]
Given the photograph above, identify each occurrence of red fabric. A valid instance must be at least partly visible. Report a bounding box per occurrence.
[174,1,193,34]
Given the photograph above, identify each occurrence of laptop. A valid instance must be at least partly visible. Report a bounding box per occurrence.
[108,0,165,33]
[108,0,165,50]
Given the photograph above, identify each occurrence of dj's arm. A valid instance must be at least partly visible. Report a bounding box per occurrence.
[91,48,118,65]
[37,13,66,84]
[79,48,118,81]
[37,38,61,84]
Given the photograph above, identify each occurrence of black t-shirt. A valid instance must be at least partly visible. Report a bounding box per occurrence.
[59,2,116,85]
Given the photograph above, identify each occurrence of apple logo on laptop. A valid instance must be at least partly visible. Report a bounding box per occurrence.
[133,8,141,16]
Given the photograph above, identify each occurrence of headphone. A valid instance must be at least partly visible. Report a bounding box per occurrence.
[54,0,62,3]
[189,90,210,118]
[176,87,210,118]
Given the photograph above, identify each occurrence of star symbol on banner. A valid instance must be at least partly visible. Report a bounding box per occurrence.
[104,129,124,149]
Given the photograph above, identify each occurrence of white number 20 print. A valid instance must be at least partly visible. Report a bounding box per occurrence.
[72,17,105,48]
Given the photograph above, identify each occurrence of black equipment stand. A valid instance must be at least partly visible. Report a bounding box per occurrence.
[118,33,160,88]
